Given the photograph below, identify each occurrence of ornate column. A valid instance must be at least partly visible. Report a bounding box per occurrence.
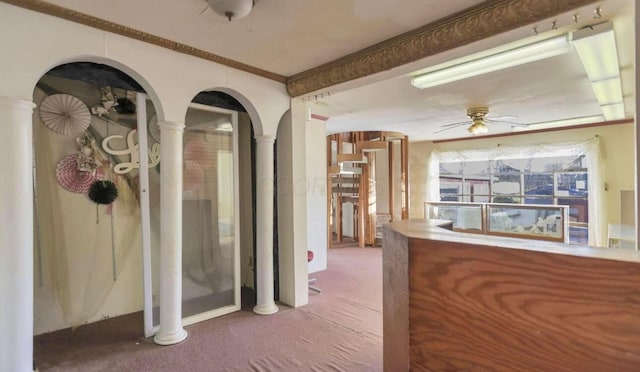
[0,96,35,371]
[253,135,279,315]
[154,121,188,345]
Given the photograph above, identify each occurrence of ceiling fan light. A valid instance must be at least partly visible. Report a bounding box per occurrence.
[467,120,488,135]
[207,0,254,21]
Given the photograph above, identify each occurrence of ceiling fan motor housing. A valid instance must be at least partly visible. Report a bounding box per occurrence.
[467,106,489,120]
[467,106,490,134]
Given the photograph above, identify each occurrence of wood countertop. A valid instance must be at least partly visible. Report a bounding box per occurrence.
[383,218,640,371]
[385,218,640,263]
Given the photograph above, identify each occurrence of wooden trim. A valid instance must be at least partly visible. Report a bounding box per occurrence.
[433,118,634,144]
[356,140,388,152]
[388,141,395,222]
[337,153,365,163]
[401,136,409,219]
[358,162,366,248]
[1,0,287,83]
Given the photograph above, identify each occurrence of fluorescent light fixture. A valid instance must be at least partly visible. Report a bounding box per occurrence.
[600,103,625,120]
[571,22,625,120]
[410,35,571,89]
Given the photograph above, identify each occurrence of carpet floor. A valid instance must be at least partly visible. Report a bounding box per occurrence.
[34,247,382,371]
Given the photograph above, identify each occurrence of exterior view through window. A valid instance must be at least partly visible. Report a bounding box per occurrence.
[439,155,588,244]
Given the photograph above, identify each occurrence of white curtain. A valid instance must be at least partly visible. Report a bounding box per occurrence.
[34,87,141,330]
[427,137,605,247]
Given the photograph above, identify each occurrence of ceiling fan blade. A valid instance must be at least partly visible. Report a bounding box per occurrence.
[439,120,469,128]
[488,115,518,121]
[490,119,529,128]
[434,124,466,134]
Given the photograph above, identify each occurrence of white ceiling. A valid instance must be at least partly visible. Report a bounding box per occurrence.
[43,0,636,142]
[45,0,485,76]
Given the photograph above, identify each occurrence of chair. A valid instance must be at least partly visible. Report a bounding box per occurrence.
[308,251,321,293]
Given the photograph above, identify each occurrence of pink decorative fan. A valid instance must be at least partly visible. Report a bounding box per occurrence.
[39,94,91,136]
[183,160,205,192]
[55,154,98,193]
[184,138,215,169]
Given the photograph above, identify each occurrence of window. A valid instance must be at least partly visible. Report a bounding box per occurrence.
[439,155,588,244]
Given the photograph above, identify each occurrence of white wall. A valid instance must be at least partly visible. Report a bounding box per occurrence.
[276,102,309,307]
[410,123,636,228]
[306,117,328,273]
[409,140,434,218]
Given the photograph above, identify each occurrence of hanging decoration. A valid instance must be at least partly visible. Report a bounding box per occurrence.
[40,94,91,136]
[88,180,119,205]
[88,179,119,281]
[101,129,160,174]
[148,115,161,143]
[55,154,99,193]
[115,96,136,115]
[75,132,100,173]
[90,87,119,117]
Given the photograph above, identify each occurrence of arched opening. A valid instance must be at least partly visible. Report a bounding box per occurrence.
[32,61,161,358]
[176,90,266,323]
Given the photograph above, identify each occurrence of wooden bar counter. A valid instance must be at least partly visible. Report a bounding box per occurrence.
[383,219,640,371]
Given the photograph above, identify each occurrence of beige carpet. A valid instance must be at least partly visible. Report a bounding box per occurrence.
[34,247,382,371]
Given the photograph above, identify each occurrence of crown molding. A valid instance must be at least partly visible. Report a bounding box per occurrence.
[286,0,598,97]
[2,0,598,96]
[0,0,287,84]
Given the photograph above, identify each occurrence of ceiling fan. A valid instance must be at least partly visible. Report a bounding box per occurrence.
[435,106,527,135]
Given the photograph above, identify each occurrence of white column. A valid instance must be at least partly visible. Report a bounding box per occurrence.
[253,135,279,315]
[0,96,35,371]
[154,121,188,345]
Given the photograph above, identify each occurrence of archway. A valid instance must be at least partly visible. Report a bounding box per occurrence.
[32,61,161,343]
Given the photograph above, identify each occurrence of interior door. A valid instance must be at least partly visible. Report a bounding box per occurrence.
[181,103,241,325]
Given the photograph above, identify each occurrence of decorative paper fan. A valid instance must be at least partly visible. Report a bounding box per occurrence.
[39,94,91,136]
[148,115,161,143]
[183,160,205,192]
[56,154,98,193]
[184,138,215,169]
